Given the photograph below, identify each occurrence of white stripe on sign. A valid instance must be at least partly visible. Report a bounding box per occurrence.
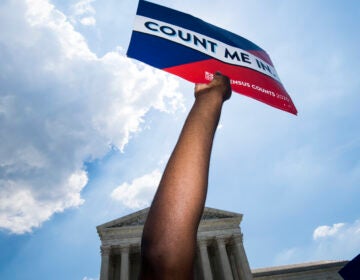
[133,15,280,82]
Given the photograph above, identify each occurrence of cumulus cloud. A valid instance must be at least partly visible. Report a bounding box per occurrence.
[312,220,360,258]
[0,0,183,234]
[313,223,346,240]
[71,0,96,26]
[274,219,360,265]
[111,170,162,209]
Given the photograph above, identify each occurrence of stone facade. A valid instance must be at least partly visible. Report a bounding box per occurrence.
[97,208,347,280]
[97,207,253,280]
[252,260,348,280]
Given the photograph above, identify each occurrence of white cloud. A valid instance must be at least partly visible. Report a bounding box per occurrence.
[73,0,96,16]
[312,220,360,258]
[71,0,96,26]
[82,277,98,280]
[313,223,346,240]
[79,16,96,26]
[0,0,183,234]
[0,171,87,234]
[111,170,162,209]
[274,219,360,265]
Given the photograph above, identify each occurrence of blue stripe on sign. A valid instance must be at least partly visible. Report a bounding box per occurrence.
[137,1,264,52]
[127,31,210,69]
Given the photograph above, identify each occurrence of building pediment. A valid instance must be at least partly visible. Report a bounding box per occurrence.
[97,206,242,231]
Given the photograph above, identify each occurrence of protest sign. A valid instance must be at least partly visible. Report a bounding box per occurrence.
[127,0,297,115]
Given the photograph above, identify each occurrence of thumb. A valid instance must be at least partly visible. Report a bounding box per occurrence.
[194,83,210,93]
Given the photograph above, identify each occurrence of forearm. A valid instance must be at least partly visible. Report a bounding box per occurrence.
[156,93,223,229]
[148,94,223,231]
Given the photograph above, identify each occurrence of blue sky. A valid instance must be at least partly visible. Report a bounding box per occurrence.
[0,0,359,279]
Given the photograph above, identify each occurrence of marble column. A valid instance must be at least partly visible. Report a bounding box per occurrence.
[120,245,130,280]
[232,234,253,280]
[100,246,111,280]
[216,237,234,280]
[198,239,213,280]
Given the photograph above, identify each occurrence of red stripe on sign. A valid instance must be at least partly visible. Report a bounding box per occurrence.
[164,59,297,115]
[247,50,274,66]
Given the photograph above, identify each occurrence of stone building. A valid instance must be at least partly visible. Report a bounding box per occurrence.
[97,207,347,280]
[97,207,253,280]
[252,260,347,280]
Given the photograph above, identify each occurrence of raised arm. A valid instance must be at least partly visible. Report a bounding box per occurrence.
[139,73,232,279]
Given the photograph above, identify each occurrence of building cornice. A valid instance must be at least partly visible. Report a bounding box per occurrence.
[252,260,349,277]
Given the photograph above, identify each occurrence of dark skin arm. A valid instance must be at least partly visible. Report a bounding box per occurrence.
[139,73,232,280]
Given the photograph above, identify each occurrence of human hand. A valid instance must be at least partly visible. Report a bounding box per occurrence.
[194,72,232,102]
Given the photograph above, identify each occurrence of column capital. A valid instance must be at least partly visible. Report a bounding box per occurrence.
[215,236,229,246]
[120,244,130,253]
[100,246,111,256]
[232,233,243,244]
[197,238,210,247]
